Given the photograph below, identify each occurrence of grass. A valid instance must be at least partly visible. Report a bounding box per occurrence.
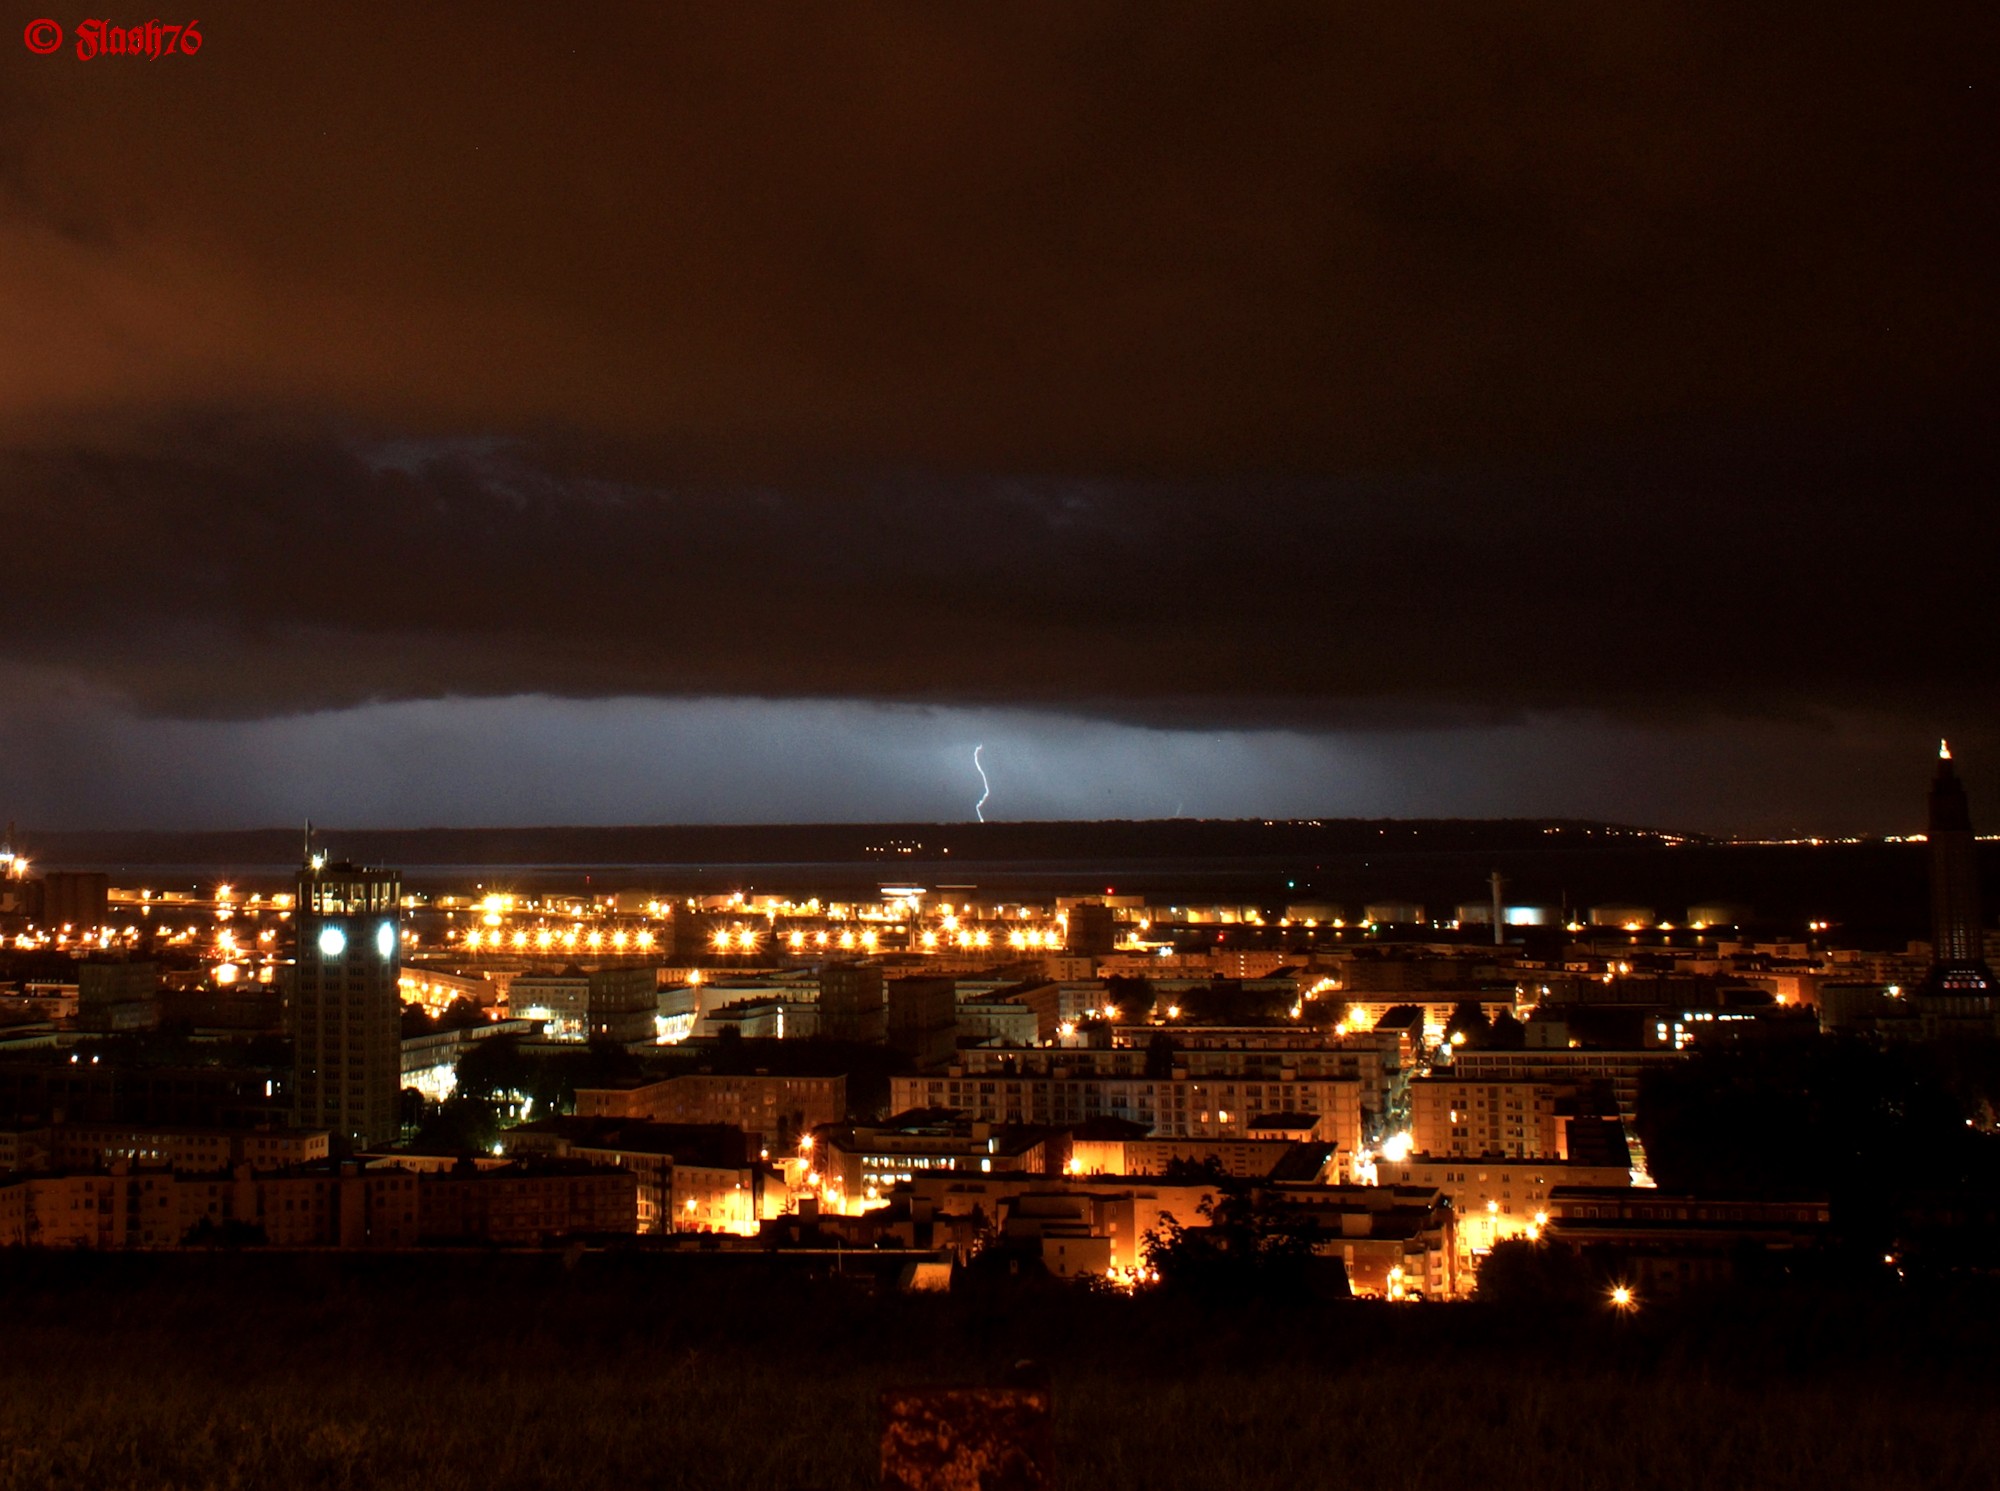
[0,1254,1992,1490]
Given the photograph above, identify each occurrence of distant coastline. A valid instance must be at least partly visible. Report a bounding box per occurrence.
[15,817,1679,869]
[10,819,1977,939]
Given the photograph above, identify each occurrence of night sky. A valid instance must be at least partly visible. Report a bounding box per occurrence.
[3,4,1994,833]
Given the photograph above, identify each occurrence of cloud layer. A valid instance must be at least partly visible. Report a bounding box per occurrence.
[0,4,1992,829]
[0,671,1965,837]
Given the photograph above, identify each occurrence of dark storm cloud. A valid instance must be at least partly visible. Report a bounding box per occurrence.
[0,673,1963,836]
[0,418,1993,727]
[2,3,1989,462]
[0,3,1993,827]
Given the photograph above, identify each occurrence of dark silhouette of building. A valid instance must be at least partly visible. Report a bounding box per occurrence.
[292,851,404,1149]
[671,907,721,960]
[76,959,160,1034]
[818,961,886,1043]
[1065,902,1117,957]
[416,1159,637,1244]
[1545,1186,1830,1296]
[40,872,108,932]
[1921,742,1995,1008]
[887,977,957,1069]
[0,1057,284,1128]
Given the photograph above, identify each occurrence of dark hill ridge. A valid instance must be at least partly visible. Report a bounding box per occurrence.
[19,818,1683,868]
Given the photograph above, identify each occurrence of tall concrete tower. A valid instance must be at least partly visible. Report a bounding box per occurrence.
[1923,742,1994,1001]
[292,852,404,1149]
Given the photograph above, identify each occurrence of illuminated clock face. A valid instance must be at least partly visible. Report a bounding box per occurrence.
[376,920,396,960]
[318,924,347,958]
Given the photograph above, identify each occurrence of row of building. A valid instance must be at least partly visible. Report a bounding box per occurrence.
[0,1159,634,1249]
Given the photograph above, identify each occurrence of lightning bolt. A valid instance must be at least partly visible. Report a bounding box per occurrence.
[972,744,991,823]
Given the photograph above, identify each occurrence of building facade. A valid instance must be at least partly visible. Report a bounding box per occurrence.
[574,1072,845,1146]
[887,977,957,1069]
[291,858,404,1149]
[1408,1077,1563,1159]
[818,962,886,1043]
[891,1069,1363,1155]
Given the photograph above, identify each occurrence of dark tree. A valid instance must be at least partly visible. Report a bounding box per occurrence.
[455,1034,532,1102]
[1159,1155,1231,1185]
[1474,1238,1596,1308]
[1445,1000,1492,1046]
[1143,1163,1323,1301]
[1103,975,1156,1022]
[1637,1039,2000,1263]
[412,1094,502,1154]
[182,1216,267,1248]
[1183,981,1289,1024]
[437,997,488,1032]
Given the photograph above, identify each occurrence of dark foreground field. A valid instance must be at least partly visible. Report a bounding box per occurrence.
[0,1254,1992,1491]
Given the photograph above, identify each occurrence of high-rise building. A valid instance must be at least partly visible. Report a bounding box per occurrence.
[292,856,404,1149]
[1922,742,1994,1003]
[887,976,957,1069]
[818,961,886,1043]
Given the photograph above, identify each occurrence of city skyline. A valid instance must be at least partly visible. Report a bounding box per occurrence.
[6,11,1997,1489]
